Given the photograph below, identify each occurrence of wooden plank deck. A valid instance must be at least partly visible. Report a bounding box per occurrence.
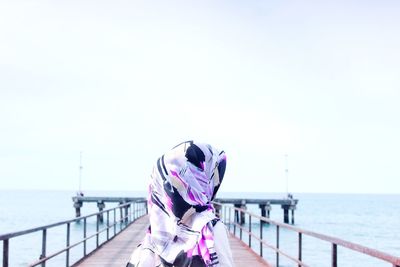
[73,216,148,267]
[229,235,271,266]
[74,215,270,267]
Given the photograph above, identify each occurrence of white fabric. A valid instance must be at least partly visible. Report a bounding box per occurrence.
[127,221,234,267]
[213,222,234,267]
[127,141,232,267]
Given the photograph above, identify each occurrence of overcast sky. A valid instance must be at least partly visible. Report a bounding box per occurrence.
[0,0,399,194]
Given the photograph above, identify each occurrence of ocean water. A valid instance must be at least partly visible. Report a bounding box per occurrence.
[219,192,400,267]
[0,190,399,267]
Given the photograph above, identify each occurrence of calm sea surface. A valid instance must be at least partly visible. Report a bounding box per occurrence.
[0,190,399,267]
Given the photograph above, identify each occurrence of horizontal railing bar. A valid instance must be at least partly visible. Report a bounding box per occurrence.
[249,233,309,267]
[229,220,309,267]
[30,227,113,266]
[72,197,146,203]
[28,213,143,267]
[0,200,146,267]
[272,244,308,267]
[236,225,250,236]
[215,202,400,266]
[0,201,144,240]
[299,230,400,265]
[214,198,298,205]
[231,223,246,232]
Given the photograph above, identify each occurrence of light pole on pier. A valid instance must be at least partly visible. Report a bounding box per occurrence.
[285,154,289,197]
[78,151,83,195]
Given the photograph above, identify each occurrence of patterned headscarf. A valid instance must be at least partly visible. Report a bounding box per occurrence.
[145,141,227,267]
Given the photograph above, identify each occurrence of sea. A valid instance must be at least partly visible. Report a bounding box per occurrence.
[0,190,399,267]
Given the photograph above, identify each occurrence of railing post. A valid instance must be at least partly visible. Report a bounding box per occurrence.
[228,206,231,231]
[133,202,138,220]
[224,205,227,224]
[259,222,263,257]
[276,225,280,267]
[240,220,243,240]
[119,202,123,227]
[66,223,70,267]
[130,203,133,222]
[114,208,116,236]
[107,210,110,241]
[83,218,87,256]
[332,243,337,267]
[233,208,237,236]
[298,232,302,267]
[134,202,137,220]
[3,239,9,267]
[248,215,252,248]
[40,229,47,267]
[96,214,99,248]
[124,203,129,224]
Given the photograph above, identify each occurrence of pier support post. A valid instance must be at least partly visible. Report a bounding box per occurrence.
[290,203,296,225]
[259,203,271,225]
[234,201,247,225]
[240,200,246,225]
[282,205,290,224]
[97,201,105,223]
[74,201,82,218]
[234,204,240,224]
[281,204,296,224]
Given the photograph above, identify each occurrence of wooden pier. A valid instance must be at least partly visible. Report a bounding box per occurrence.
[73,215,270,267]
[2,198,400,267]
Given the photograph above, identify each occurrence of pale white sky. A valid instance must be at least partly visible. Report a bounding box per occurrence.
[0,0,399,194]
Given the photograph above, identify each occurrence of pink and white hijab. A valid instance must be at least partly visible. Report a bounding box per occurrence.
[131,141,227,267]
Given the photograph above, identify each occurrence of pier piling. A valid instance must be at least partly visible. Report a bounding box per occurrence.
[97,201,105,223]
[233,201,247,225]
[240,200,246,225]
[74,201,83,218]
[281,203,296,224]
[259,203,271,225]
[234,204,240,224]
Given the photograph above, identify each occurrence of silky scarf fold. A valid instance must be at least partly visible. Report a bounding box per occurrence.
[146,141,227,267]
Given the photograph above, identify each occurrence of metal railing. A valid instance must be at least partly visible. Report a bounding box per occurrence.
[214,202,400,267]
[0,200,147,267]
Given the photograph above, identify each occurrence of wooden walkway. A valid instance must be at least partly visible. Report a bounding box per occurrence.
[74,216,270,267]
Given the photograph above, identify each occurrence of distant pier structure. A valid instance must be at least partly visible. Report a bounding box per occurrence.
[73,195,298,225]
[214,195,298,224]
[72,196,147,223]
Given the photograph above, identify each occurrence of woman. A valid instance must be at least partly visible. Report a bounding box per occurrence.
[127,141,233,267]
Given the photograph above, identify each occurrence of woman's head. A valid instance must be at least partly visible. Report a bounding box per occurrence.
[149,141,226,219]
